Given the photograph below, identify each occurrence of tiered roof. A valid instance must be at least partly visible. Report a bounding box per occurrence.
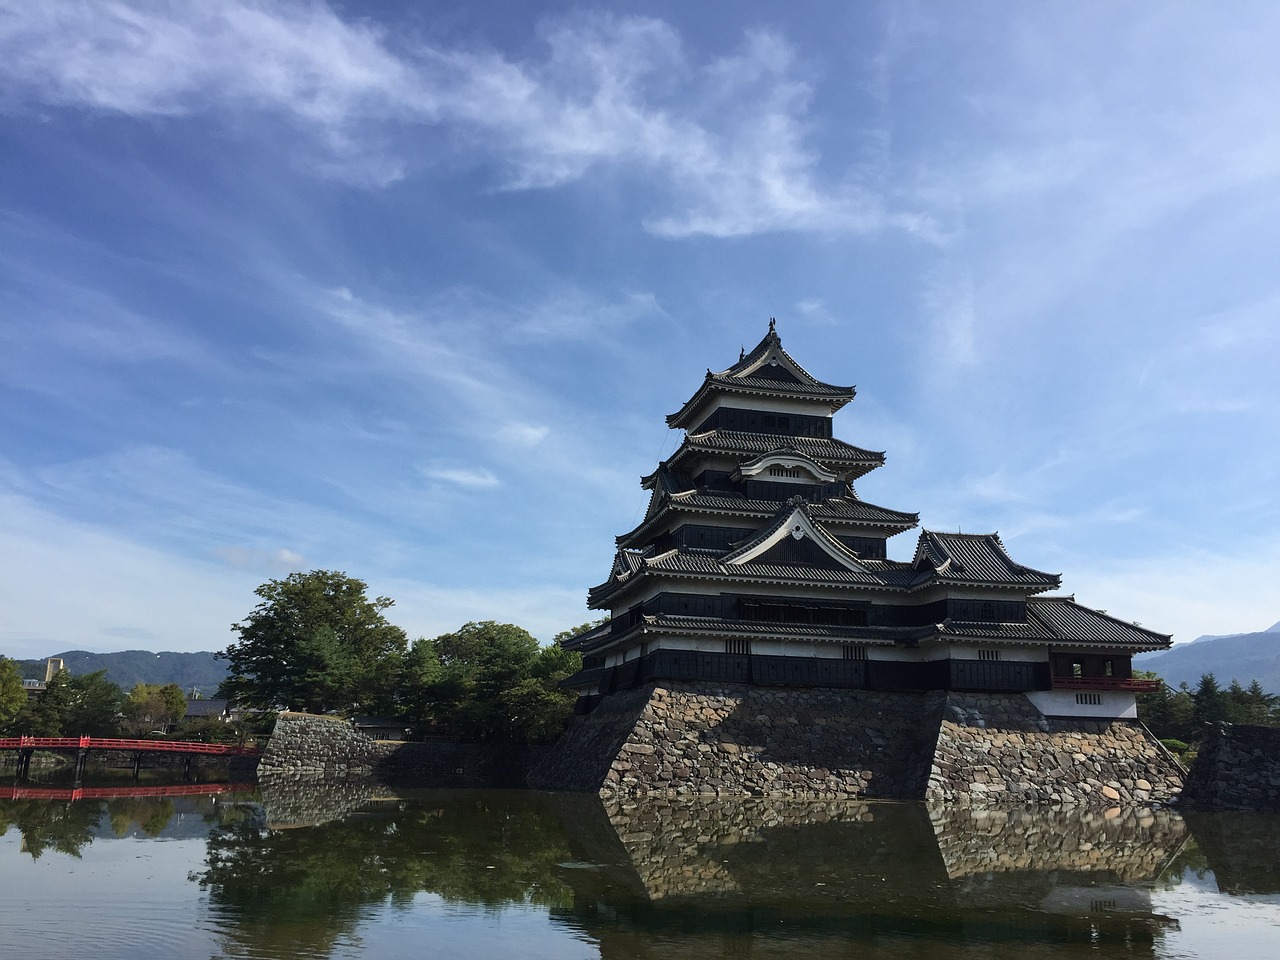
[572,594,1170,655]
[579,322,1169,658]
[662,430,884,479]
[590,512,1060,606]
[910,531,1061,591]
[617,490,917,550]
[666,319,856,429]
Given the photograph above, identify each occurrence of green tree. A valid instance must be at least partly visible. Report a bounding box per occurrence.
[392,638,442,729]
[0,657,26,733]
[68,670,125,735]
[219,570,408,715]
[1136,672,1197,743]
[16,669,123,736]
[123,682,187,734]
[1237,679,1280,726]
[1192,673,1245,728]
[413,621,581,743]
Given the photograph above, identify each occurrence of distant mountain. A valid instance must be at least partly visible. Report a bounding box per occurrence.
[1188,620,1280,645]
[14,650,229,696]
[1135,628,1280,696]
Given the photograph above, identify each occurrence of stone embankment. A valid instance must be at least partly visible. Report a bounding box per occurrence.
[530,682,943,799]
[531,683,1185,805]
[1181,722,1280,810]
[259,712,543,787]
[927,694,1184,805]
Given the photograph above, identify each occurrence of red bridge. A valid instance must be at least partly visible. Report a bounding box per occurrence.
[0,736,260,779]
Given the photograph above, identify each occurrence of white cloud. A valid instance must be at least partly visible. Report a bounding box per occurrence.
[0,491,256,657]
[497,422,550,448]
[0,2,928,237]
[1068,546,1280,646]
[512,290,667,341]
[918,265,977,370]
[419,466,499,489]
[383,578,591,644]
[0,490,590,657]
[793,298,838,326]
[214,545,307,573]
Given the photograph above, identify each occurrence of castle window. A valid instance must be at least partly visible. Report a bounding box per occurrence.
[978,649,1001,661]
[768,465,803,479]
[725,638,750,656]
[1075,693,1102,706]
[842,644,867,661]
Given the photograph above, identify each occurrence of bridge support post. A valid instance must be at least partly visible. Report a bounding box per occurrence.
[74,749,87,782]
[132,753,142,780]
[17,749,31,778]
[183,754,193,781]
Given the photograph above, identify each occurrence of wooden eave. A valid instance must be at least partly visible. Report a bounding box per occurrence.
[614,493,917,550]
[666,378,854,430]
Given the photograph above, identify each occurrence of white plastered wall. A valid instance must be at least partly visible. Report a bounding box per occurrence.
[1026,690,1139,720]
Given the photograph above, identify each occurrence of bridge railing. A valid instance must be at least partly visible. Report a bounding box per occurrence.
[1049,677,1162,692]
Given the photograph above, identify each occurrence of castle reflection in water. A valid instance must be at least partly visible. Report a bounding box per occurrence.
[538,795,1186,958]
[221,778,1280,959]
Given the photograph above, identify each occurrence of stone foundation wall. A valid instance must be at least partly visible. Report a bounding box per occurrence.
[260,712,544,787]
[927,693,1184,805]
[534,684,1185,805]
[535,682,944,800]
[259,712,381,776]
[1182,722,1280,810]
[527,684,654,792]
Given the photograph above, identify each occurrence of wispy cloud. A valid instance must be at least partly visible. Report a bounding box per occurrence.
[0,490,256,657]
[214,545,307,573]
[0,2,927,237]
[419,466,499,489]
[1069,543,1280,645]
[918,264,977,370]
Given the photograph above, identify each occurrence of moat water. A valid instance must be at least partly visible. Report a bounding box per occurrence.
[1,774,1278,959]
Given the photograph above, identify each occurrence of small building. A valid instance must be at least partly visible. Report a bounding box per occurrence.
[351,716,411,741]
[560,322,1169,719]
[184,699,234,723]
[20,659,65,702]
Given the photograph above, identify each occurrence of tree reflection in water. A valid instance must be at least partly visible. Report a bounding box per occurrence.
[0,795,188,858]
[0,798,102,859]
[195,785,578,959]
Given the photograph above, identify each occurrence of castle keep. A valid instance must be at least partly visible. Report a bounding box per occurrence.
[531,323,1182,802]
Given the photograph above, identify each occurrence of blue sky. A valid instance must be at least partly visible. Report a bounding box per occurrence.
[2,1,1278,659]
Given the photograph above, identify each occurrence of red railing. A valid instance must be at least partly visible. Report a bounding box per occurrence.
[0,782,257,801]
[1050,677,1162,692]
[0,736,259,756]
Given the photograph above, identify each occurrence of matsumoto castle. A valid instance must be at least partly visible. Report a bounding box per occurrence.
[560,322,1169,719]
